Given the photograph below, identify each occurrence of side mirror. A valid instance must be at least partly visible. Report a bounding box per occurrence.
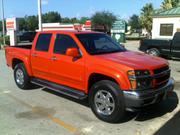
[66,48,81,58]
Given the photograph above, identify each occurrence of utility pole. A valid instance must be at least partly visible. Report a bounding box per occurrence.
[1,0,5,45]
[38,0,42,31]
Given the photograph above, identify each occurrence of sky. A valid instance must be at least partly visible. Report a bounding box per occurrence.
[2,0,163,20]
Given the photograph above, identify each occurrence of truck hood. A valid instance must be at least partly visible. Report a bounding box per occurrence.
[94,51,168,70]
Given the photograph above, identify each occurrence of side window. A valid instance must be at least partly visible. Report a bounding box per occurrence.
[35,33,52,52]
[173,33,180,46]
[54,34,78,54]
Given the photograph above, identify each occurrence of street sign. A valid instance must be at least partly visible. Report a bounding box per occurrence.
[111,20,127,32]
[6,18,19,31]
[6,18,19,46]
[111,20,127,43]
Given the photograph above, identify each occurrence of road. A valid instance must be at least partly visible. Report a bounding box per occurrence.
[0,42,180,135]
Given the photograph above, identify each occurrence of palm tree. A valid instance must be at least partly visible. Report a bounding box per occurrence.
[161,0,180,10]
[161,0,173,9]
[172,0,180,7]
[140,3,154,36]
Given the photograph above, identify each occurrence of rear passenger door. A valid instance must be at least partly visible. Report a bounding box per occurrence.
[31,33,53,80]
[50,34,85,91]
[172,33,180,58]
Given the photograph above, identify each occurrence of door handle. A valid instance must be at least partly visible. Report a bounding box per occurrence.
[51,56,57,61]
[32,53,38,57]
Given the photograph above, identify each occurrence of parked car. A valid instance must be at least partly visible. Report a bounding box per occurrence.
[139,32,180,58]
[5,30,174,123]
[18,31,36,42]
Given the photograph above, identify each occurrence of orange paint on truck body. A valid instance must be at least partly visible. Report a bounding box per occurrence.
[5,30,169,93]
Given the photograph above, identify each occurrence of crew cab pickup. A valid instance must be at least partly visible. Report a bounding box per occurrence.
[139,32,180,58]
[5,31,174,123]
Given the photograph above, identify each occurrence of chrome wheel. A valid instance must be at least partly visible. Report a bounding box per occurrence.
[94,90,115,116]
[16,69,24,85]
[147,48,159,57]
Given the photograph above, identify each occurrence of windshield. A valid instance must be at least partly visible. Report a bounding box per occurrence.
[76,33,126,55]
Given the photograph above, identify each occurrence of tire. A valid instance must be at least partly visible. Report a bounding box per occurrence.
[14,63,32,90]
[146,48,160,57]
[89,80,126,123]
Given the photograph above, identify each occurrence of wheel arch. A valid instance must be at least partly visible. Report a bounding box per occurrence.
[12,58,23,69]
[87,73,120,93]
[147,45,160,50]
[12,58,33,76]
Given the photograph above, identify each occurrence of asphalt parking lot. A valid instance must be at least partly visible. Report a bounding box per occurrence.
[0,41,180,135]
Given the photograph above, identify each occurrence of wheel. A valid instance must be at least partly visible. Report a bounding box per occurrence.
[89,80,126,123]
[14,63,32,90]
[146,48,160,57]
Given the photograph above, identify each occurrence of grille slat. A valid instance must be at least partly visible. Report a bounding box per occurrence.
[153,66,170,88]
[154,66,169,74]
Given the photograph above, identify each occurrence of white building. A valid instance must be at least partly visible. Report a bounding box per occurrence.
[152,7,180,39]
[41,21,92,31]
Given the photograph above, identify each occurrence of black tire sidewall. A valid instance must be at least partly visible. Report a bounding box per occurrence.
[89,80,125,123]
[14,63,30,90]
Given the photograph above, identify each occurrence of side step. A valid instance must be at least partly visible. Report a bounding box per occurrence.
[31,78,87,100]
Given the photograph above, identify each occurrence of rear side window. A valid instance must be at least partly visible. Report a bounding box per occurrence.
[54,34,78,54]
[35,33,52,52]
[173,32,180,45]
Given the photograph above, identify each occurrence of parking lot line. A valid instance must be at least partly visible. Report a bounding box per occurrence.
[6,93,79,134]
[0,90,11,95]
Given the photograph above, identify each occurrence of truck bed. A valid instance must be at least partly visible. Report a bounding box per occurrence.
[5,45,32,68]
[139,38,171,52]
[8,44,32,49]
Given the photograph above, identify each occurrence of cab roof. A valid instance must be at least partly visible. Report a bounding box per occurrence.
[38,30,103,35]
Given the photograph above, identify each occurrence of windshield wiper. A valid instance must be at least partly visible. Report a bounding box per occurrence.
[91,50,123,55]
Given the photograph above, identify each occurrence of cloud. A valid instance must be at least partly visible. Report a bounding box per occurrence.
[42,0,48,5]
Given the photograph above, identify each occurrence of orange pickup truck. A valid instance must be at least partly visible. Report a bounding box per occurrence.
[5,31,174,123]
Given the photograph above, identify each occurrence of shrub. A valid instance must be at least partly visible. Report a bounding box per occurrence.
[0,36,10,45]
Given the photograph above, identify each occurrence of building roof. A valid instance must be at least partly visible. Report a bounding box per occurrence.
[153,6,180,17]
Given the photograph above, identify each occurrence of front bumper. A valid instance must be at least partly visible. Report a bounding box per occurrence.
[123,78,175,110]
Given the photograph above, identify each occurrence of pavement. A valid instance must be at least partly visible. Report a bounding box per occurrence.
[0,41,180,135]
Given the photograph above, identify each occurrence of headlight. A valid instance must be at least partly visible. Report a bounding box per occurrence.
[128,70,152,90]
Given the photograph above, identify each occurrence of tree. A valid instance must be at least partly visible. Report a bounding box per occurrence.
[61,17,88,24]
[0,21,2,33]
[70,17,79,23]
[19,18,27,31]
[79,17,89,24]
[140,3,154,35]
[43,11,61,23]
[161,0,173,9]
[172,0,180,7]
[61,17,71,23]
[161,0,180,9]
[25,15,38,31]
[128,14,141,31]
[91,11,117,32]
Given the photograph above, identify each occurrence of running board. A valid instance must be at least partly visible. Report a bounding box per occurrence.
[31,78,87,100]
